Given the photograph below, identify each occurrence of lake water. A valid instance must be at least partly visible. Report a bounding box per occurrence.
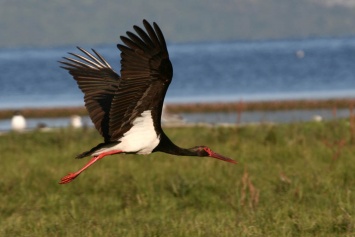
[0,37,354,130]
[1,36,355,109]
[0,108,351,132]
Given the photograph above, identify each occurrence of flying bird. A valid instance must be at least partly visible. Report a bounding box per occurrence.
[59,20,236,184]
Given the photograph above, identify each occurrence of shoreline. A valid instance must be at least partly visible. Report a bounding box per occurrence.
[0,98,355,119]
[166,98,355,113]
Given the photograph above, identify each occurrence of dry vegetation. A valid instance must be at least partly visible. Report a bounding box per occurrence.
[1,98,355,119]
[166,98,355,113]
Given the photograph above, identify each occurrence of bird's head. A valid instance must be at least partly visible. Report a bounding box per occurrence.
[190,146,237,164]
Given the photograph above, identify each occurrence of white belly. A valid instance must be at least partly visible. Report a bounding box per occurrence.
[93,110,160,155]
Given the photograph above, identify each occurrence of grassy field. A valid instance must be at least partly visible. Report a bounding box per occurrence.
[1,120,355,236]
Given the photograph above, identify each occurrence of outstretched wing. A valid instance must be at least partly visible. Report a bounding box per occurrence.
[59,20,173,142]
[109,19,173,140]
[59,47,120,141]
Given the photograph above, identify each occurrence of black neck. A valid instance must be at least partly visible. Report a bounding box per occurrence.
[153,132,197,156]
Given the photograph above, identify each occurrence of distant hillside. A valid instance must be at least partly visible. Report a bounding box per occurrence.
[1,0,355,48]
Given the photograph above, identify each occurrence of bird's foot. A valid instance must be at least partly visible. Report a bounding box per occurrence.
[59,150,123,185]
[59,173,79,184]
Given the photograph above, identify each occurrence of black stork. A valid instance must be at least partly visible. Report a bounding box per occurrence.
[59,20,237,184]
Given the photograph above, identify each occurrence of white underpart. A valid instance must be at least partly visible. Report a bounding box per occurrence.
[93,110,160,155]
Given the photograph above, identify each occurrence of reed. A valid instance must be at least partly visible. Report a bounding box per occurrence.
[1,98,355,119]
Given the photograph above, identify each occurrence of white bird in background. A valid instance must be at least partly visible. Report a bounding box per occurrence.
[11,111,26,131]
[70,115,83,128]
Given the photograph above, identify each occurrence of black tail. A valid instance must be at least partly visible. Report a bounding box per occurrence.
[76,150,94,159]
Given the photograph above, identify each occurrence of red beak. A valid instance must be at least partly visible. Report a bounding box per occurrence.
[209,151,237,164]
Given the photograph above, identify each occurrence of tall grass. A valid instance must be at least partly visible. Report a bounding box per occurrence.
[1,120,354,236]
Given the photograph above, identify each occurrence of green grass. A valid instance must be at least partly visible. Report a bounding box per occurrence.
[1,120,355,236]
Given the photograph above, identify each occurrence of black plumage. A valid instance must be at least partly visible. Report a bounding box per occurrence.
[59,20,236,184]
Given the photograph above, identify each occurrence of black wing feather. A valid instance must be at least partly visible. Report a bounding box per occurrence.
[111,19,172,140]
[59,20,173,142]
[59,47,120,141]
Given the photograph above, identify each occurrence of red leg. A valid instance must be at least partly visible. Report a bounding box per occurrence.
[59,150,122,184]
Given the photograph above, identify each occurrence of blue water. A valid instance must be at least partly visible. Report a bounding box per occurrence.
[1,37,355,109]
[0,108,350,132]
